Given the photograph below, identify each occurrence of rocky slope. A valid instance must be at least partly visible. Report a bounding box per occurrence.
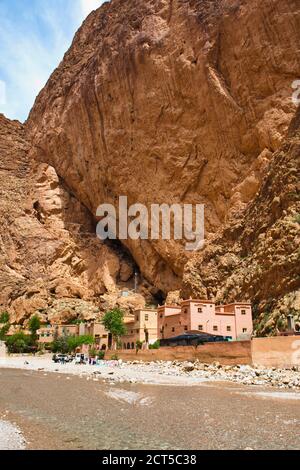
[1,0,300,330]
[0,114,147,325]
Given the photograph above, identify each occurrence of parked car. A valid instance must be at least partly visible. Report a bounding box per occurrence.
[160,332,229,347]
[52,354,71,363]
[74,353,87,364]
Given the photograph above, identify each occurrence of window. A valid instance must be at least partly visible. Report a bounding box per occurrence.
[226,326,231,332]
[243,328,247,333]
[184,308,188,314]
[213,326,218,331]
[198,308,203,313]
[184,326,188,331]
[172,327,175,333]
[136,316,139,321]
[241,310,246,315]
[160,314,163,318]
[198,325,203,331]
[145,314,149,321]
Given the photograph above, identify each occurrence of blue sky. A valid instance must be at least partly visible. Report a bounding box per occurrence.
[0,0,104,122]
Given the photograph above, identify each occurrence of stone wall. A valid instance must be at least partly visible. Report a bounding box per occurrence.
[0,341,7,358]
[105,341,252,365]
[252,336,300,368]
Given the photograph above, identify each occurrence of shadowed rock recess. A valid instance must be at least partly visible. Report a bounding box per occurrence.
[1,0,300,330]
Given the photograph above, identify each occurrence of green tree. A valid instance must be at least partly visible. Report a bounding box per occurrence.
[28,315,41,341]
[0,312,10,341]
[0,323,10,341]
[102,308,126,350]
[6,332,34,354]
[52,335,69,354]
[67,335,94,353]
[0,312,10,324]
[52,334,94,354]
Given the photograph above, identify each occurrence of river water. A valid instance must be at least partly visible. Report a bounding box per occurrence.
[0,369,299,450]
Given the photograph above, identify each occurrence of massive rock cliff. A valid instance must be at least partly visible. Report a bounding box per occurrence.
[27,0,299,294]
[183,107,300,334]
[1,0,300,330]
[0,114,146,325]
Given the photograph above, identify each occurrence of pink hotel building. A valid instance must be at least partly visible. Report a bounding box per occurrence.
[158,299,253,341]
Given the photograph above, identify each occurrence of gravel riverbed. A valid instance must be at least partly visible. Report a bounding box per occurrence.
[0,368,299,450]
[0,420,26,450]
[0,355,300,389]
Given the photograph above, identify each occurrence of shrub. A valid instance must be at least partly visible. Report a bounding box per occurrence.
[136,340,144,351]
[110,353,119,361]
[294,213,300,224]
[149,340,160,350]
[98,350,105,360]
[89,347,97,358]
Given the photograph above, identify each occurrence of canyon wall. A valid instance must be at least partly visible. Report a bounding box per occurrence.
[183,107,300,334]
[27,0,299,295]
[1,0,299,330]
[0,114,146,325]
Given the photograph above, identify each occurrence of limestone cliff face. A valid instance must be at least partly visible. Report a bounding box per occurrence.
[0,114,145,325]
[27,0,300,297]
